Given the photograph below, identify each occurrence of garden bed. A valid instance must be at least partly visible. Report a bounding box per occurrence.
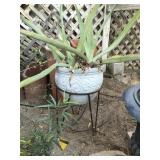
[20,69,139,156]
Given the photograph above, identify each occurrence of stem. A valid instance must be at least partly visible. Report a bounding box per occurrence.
[20,63,69,88]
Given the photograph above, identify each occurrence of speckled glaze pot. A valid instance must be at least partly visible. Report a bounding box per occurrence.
[55,67,103,104]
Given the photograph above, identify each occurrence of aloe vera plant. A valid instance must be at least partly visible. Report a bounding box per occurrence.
[20,5,140,88]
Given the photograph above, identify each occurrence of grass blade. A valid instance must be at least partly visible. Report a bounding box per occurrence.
[34,104,54,108]
[49,94,57,106]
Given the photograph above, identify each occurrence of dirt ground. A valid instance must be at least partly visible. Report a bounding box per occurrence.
[20,69,140,156]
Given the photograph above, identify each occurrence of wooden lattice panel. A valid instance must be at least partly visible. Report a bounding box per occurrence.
[20,4,106,40]
[109,9,140,69]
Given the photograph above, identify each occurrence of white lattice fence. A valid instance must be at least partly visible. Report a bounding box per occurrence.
[20,4,107,48]
[109,9,140,69]
[20,4,109,70]
[20,4,140,70]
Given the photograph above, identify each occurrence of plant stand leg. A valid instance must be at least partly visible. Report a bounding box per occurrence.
[55,85,58,104]
[68,94,74,114]
[95,91,100,134]
[55,86,60,134]
[88,94,94,136]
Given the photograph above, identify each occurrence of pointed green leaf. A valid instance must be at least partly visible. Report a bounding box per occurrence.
[95,5,116,42]
[84,5,100,27]
[60,5,75,66]
[84,5,100,62]
[59,5,68,43]
[84,23,97,62]
[101,54,140,64]
[93,10,140,62]
[20,63,69,88]
[34,104,54,108]
[21,16,64,61]
[75,5,85,52]
[49,94,57,106]
[20,29,87,60]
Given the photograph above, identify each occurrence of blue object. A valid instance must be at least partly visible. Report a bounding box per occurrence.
[123,84,140,122]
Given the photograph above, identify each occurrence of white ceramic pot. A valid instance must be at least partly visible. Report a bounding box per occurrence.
[55,67,103,104]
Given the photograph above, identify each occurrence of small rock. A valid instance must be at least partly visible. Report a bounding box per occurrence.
[90,150,126,156]
[108,62,124,75]
[128,131,134,138]
[115,75,130,84]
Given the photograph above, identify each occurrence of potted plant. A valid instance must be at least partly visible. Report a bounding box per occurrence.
[20,4,140,104]
[22,47,48,105]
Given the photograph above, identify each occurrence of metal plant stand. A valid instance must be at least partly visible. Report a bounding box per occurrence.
[55,85,101,136]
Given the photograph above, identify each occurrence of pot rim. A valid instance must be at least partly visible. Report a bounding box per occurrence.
[56,66,103,75]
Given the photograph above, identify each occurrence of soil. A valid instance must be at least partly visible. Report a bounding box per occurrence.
[20,69,140,156]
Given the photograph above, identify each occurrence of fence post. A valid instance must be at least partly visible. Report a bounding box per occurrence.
[102,5,112,72]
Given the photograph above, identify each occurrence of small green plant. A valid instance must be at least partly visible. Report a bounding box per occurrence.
[20,94,77,156]
[20,138,32,156]
[20,129,55,156]
[35,94,77,135]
